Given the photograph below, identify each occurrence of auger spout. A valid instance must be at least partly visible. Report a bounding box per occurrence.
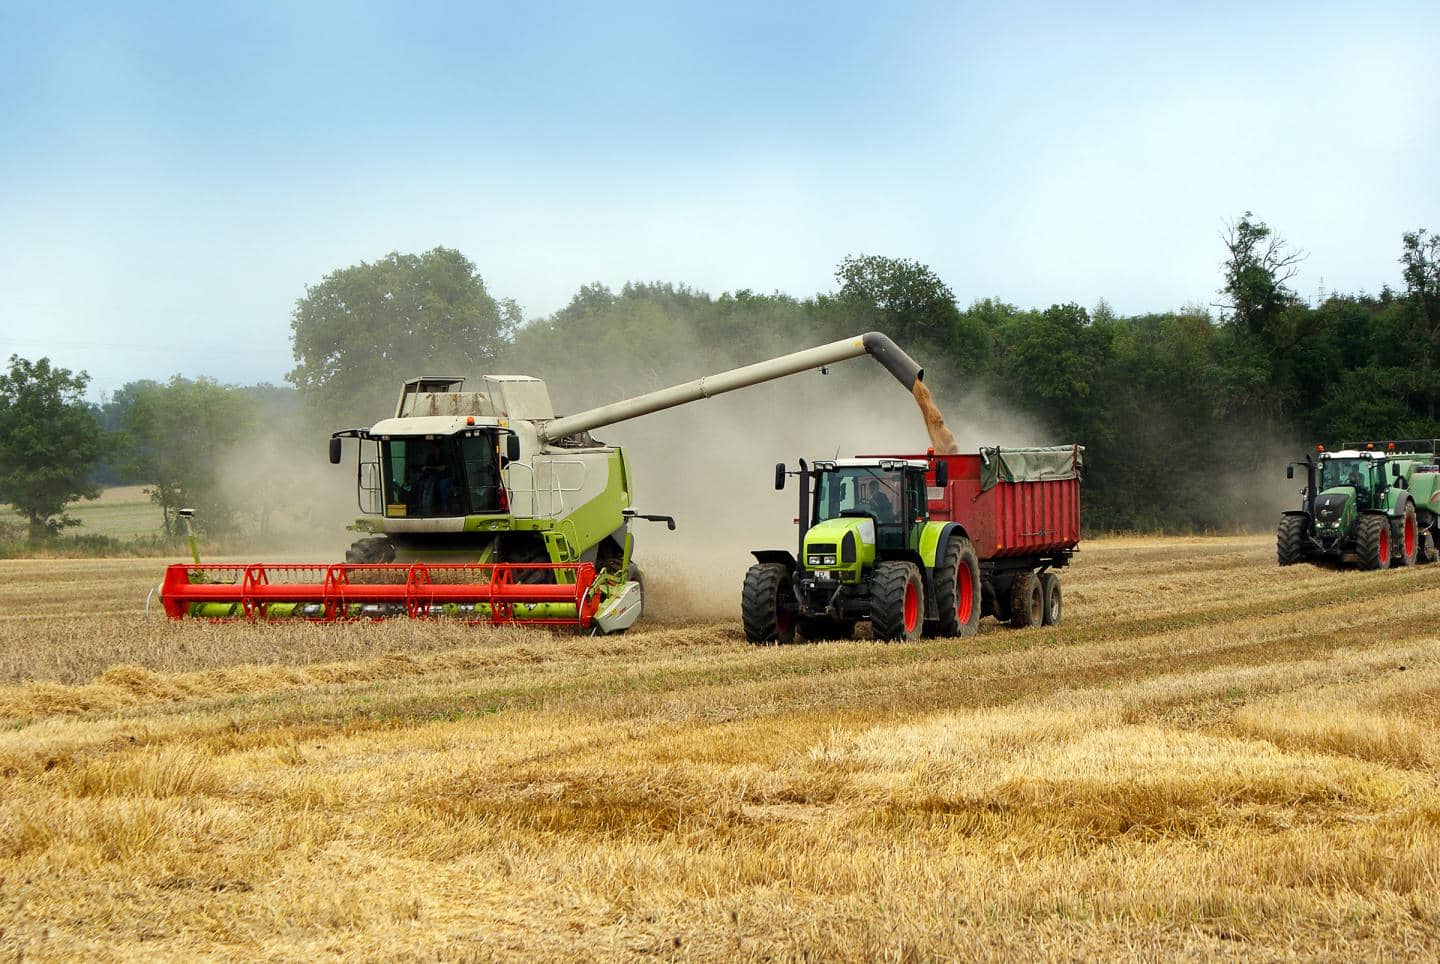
[538,331,922,442]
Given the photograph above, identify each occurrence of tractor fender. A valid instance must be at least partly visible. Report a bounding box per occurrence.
[750,550,797,570]
[923,522,967,582]
[1387,494,1415,518]
[1281,509,1310,520]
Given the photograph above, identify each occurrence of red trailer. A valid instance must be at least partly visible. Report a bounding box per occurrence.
[743,446,1083,644]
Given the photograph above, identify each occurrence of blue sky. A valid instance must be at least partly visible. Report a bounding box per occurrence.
[2,0,1437,399]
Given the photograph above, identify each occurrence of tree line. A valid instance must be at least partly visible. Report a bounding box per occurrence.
[2,216,1437,542]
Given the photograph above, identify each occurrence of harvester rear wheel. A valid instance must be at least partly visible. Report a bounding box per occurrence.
[929,536,981,638]
[1276,515,1307,566]
[742,563,796,644]
[1356,513,1391,571]
[1395,502,1418,566]
[1040,572,1062,626]
[1009,572,1044,629]
[871,562,924,642]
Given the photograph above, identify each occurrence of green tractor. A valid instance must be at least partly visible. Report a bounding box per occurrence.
[1277,441,1440,569]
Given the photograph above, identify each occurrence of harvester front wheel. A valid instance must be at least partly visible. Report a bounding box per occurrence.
[1395,502,1418,567]
[742,563,796,644]
[1356,513,1391,571]
[929,536,981,638]
[871,562,924,642]
[1040,572,1062,626]
[1276,515,1308,566]
[345,537,396,564]
[1009,571,1044,629]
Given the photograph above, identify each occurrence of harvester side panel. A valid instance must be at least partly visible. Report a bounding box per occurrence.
[881,453,1081,560]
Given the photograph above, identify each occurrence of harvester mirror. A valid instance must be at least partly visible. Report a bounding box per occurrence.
[506,433,521,462]
[934,461,949,488]
[328,437,343,465]
[1286,465,1294,480]
[774,463,787,491]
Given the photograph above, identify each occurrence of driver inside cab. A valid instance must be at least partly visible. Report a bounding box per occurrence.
[856,478,897,522]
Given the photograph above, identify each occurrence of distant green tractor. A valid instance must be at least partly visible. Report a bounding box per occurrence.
[1277,440,1440,569]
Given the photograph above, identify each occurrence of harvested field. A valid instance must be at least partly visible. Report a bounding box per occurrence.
[1,536,1439,960]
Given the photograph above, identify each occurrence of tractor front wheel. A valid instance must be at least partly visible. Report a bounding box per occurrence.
[741,563,796,644]
[1009,571,1044,628]
[1276,515,1308,566]
[871,562,924,642]
[1395,502,1418,567]
[1356,514,1391,571]
[929,536,981,638]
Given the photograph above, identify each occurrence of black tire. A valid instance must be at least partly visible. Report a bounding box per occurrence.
[1418,510,1439,564]
[344,536,396,564]
[1009,571,1044,629]
[1276,515,1307,566]
[798,616,856,641]
[504,536,557,583]
[1040,572,1062,626]
[1355,513,1390,571]
[1395,502,1418,567]
[930,536,982,638]
[742,563,796,644]
[870,561,924,642]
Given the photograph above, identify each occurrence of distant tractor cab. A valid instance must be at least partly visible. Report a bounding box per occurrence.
[1278,440,1440,569]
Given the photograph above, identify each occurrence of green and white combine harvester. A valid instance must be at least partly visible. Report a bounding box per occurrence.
[159,333,924,632]
[1277,439,1440,568]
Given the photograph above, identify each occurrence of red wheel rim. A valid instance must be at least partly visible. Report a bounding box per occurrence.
[957,565,973,624]
[903,579,919,632]
[1379,525,1390,562]
[1406,514,1416,556]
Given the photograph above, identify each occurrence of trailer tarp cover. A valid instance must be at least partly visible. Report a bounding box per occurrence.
[979,445,1084,492]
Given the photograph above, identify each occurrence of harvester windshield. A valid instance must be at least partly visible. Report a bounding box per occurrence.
[381,432,504,517]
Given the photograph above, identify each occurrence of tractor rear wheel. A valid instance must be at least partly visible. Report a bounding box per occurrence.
[1040,572,1062,626]
[1009,571,1044,628]
[1276,515,1308,566]
[1395,502,1418,566]
[1356,514,1391,570]
[929,536,982,638]
[742,563,796,644]
[871,562,924,642]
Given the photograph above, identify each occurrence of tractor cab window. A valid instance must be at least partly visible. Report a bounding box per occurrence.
[381,432,503,517]
[1319,458,1385,508]
[817,469,903,525]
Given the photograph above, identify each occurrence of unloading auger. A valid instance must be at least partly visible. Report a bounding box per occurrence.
[159,333,923,632]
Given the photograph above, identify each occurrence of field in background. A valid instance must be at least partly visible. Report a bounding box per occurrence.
[1,537,1438,959]
[1,486,163,541]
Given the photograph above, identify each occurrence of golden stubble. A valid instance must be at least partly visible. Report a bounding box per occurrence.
[1,536,1440,960]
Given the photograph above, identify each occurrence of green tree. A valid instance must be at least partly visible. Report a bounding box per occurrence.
[0,356,103,539]
[287,247,521,420]
[1399,228,1440,419]
[1218,212,1304,337]
[120,377,256,536]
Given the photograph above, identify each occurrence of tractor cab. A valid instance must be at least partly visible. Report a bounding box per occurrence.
[812,459,929,550]
[1317,452,1390,512]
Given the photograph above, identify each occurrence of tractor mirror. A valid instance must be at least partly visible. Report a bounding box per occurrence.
[506,433,521,462]
[934,461,949,488]
[1286,465,1294,480]
[774,463,787,490]
[1392,462,1402,478]
[328,437,343,464]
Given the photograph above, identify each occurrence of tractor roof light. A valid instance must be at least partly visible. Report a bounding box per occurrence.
[1317,445,1325,452]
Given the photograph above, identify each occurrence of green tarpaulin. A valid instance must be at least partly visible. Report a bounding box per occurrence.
[979,445,1084,492]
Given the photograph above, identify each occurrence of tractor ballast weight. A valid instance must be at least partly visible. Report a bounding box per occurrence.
[160,333,923,632]
[1277,440,1440,569]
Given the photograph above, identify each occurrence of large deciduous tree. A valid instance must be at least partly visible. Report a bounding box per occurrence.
[0,356,103,539]
[120,377,256,536]
[287,247,521,420]
[1218,212,1304,338]
[1400,228,1440,419]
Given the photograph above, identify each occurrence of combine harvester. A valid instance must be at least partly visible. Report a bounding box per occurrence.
[1277,439,1440,568]
[743,446,1083,643]
[160,334,924,633]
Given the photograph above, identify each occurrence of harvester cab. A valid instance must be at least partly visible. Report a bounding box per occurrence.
[160,333,925,633]
[1278,439,1440,569]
